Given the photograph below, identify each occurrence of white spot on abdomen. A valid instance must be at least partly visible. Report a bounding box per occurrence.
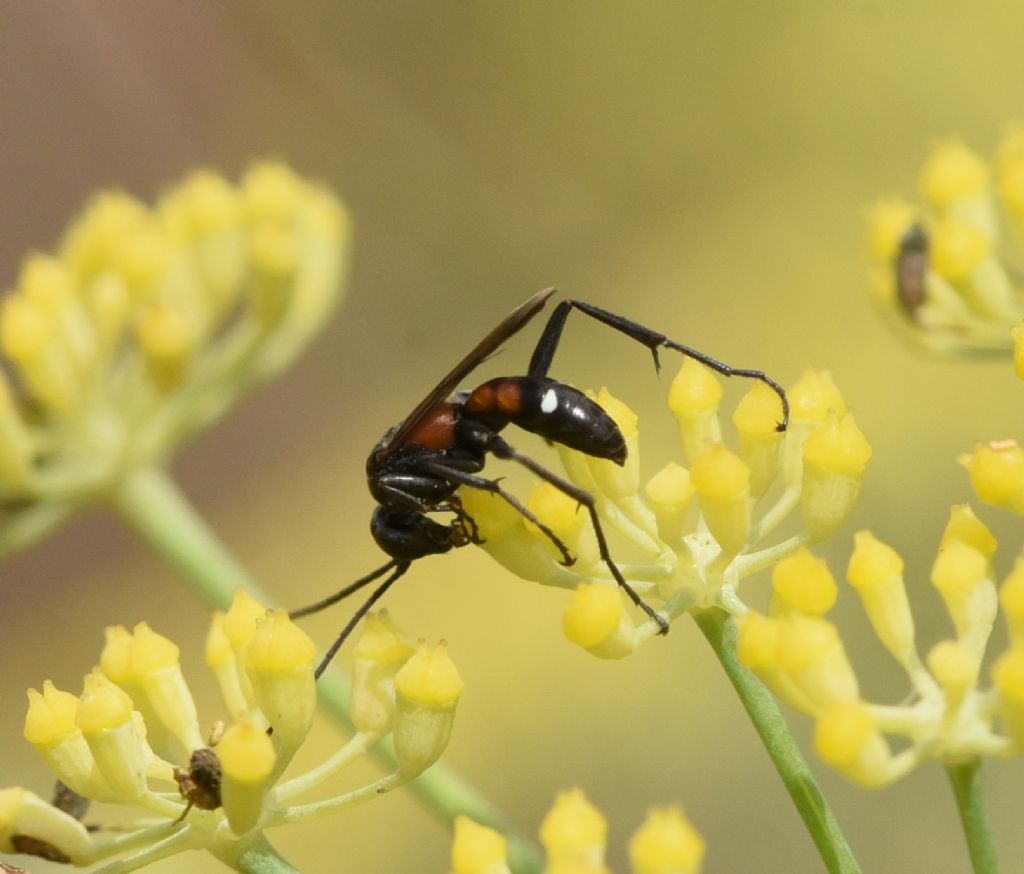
[540,388,558,414]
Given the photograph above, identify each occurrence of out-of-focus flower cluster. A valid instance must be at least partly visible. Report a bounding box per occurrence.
[461,361,869,658]
[867,134,1024,356]
[735,505,1024,786]
[1,594,461,871]
[451,789,704,874]
[0,163,349,556]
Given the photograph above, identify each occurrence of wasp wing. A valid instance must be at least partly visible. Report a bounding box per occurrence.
[376,287,556,459]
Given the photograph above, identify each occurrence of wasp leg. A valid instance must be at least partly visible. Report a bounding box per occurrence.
[481,434,669,634]
[527,299,789,431]
[421,461,576,566]
[312,560,412,679]
[290,558,402,619]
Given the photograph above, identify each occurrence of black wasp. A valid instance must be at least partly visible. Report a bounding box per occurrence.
[292,289,790,677]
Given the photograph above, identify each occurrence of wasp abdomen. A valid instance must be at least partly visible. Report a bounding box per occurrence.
[465,376,626,464]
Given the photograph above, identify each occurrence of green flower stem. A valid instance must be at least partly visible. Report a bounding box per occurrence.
[945,759,999,874]
[227,834,300,874]
[111,467,543,874]
[693,607,861,874]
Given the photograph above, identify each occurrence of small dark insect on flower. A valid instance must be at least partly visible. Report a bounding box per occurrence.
[895,223,930,315]
[174,747,223,820]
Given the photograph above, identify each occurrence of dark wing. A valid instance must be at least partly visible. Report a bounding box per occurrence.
[376,287,556,460]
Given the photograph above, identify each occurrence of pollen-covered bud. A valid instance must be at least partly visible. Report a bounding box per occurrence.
[846,531,916,667]
[644,462,695,550]
[629,807,705,874]
[393,641,463,779]
[129,622,204,753]
[75,671,150,800]
[667,360,723,465]
[959,440,1024,514]
[1000,553,1024,647]
[930,540,997,658]
[800,411,871,541]
[0,787,92,864]
[24,682,113,801]
[539,789,607,869]
[732,381,785,498]
[690,443,750,556]
[563,583,636,659]
[814,701,895,787]
[770,548,838,617]
[585,387,641,501]
[992,646,1024,750]
[351,610,414,736]
[218,720,275,835]
[450,816,511,874]
[244,610,316,755]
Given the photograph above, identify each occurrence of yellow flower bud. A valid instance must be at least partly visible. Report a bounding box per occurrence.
[244,610,317,753]
[135,302,193,392]
[736,613,816,714]
[218,721,275,835]
[393,642,463,778]
[668,360,723,464]
[644,462,695,548]
[930,540,997,654]
[866,199,919,262]
[539,789,607,868]
[992,646,1024,749]
[76,672,149,800]
[931,217,989,282]
[788,370,846,423]
[563,583,635,659]
[732,381,785,497]
[351,610,414,736]
[920,139,989,208]
[690,443,750,555]
[629,807,705,874]
[846,531,916,667]
[927,640,979,710]
[960,441,1024,513]
[586,387,640,501]
[1000,553,1024,648]
[941,504,997,558]
[525,481,595,569]
[451,816,511,874]
[776,615,860,716]
[814,701,894,787]
[801,411,871,541]
[206,611,249,722]
[770,548,838,617]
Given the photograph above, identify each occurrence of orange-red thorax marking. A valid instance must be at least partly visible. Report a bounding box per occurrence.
[465,378,524,416]
[402,401,459,450]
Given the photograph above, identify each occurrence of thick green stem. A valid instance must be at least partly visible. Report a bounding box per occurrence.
[693,607,861,874]
[111,466,543,874]
[224,834,300,874]
[945,759,999,874]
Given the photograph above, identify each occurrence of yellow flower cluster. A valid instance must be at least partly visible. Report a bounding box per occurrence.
[737,506,1022,786]
[2,594,461,869]
[461,361,868,658]
[867,134,1024,355]
[0,163,349,556]
[451,789,704,874]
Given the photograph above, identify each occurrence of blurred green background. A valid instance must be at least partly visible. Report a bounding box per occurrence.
[2,3,1023,872]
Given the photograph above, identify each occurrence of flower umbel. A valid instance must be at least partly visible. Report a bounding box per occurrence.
[867,134,1024,355]
[0,163,349,556]
[737,506,1020,787]
[4,593,461,871]
[461,364,868,657]
[451,790,704,874]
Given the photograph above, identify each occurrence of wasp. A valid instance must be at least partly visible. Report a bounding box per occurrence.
[292,289,789,676]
